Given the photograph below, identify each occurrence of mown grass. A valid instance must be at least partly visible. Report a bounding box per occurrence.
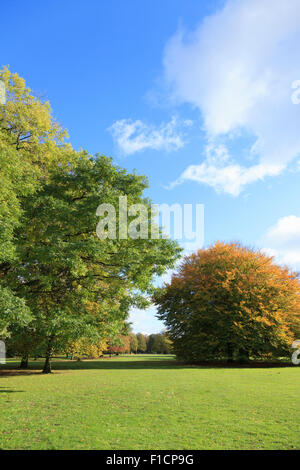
[0,355,299,450]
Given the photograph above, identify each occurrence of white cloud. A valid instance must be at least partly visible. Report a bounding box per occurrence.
[128,306,165,335]
[173,161,283,197]
[164,0,300,195]
[266,215,300,244]
[108,116,191,155]
[261,215,300,270]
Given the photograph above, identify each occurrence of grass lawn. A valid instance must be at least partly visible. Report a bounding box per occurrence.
[0,355,299,450]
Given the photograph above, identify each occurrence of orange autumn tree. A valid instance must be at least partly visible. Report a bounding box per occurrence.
[107,335,131,355]
[154,242,300,362]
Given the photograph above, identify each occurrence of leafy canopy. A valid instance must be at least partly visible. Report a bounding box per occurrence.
[154,242,300,361]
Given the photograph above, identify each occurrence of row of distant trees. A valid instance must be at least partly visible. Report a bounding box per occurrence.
[107,332,172,355]
[6,328,172,360]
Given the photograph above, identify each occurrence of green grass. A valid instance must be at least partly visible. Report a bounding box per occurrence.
[0,355,299,450]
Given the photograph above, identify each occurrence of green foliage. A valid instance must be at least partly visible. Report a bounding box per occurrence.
[0,67,69,262]
[0,286,31,338]
[129,333,138,353]
[7,154,179,368]
[146,332,172,354]
[0,66,70,335]
[136,333,147,353]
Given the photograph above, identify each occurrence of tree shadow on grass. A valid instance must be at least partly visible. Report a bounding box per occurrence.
[50,360,294,370]
[0,369,43,377]
[0,386,24,393]
[1,359,183,373]
[0,357,295,375]
[53,359,186,371]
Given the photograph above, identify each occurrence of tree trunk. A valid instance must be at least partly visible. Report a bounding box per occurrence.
[227,343,234,363]
[20,354,28,369]
[42,353,51,374]
[42,337,54,374]
[238,348,250,363]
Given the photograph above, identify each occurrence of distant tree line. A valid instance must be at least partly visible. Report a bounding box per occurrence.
[107,331,172,355]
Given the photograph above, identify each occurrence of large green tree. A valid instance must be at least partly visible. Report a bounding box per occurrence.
[3,151,180,372]
[0,68,181,371]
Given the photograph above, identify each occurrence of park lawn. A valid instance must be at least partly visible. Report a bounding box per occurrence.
[0,355,299,450]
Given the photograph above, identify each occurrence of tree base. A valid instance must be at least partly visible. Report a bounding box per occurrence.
[42,359,52,374]
[20,357,28,369]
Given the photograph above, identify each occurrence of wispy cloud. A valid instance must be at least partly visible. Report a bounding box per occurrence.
[169,142,283,196]
[108,116,192,155]
[164,0,300,195]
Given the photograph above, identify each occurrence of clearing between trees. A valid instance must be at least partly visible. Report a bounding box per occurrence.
[0,354,299,450]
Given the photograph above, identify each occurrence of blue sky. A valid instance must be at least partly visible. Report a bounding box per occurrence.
[2,0,300,334]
